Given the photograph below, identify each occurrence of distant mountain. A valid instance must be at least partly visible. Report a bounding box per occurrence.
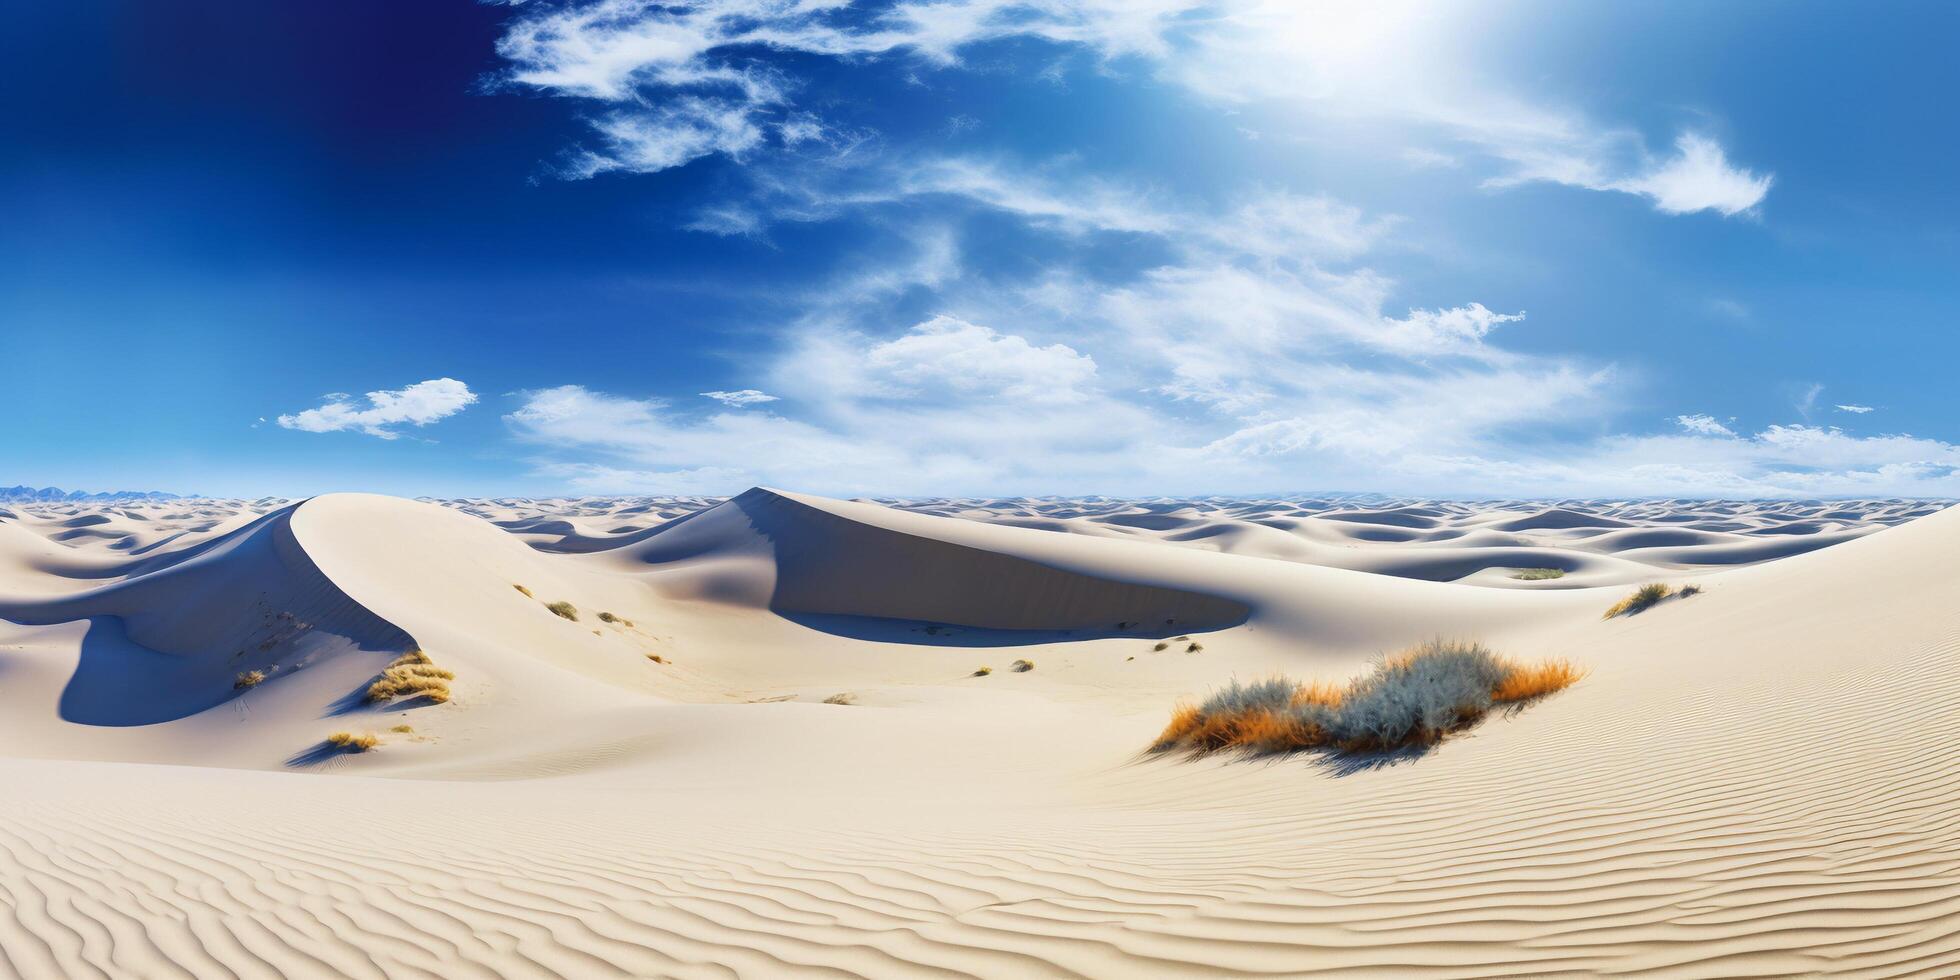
[0,485,184,503]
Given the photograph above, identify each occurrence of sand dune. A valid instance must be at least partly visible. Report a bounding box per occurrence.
[1,489,1957,976]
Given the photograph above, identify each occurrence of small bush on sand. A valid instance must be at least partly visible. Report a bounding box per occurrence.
[1153,641,1169,652]
[513,584,533,597]
[390,724,414,733]
[1186,642,1204,653]
[366,651,455,703]
[234,670,266,689]
[823,693,855,705]
[546,600,579,621]
[1604,582,1676,619]
[973,666,993,677]
[1011,659,1035,672]
[1152,640,1584,757]
[598,611,634,625]
[326,731,379,752]
[646,653,666,664]
[1514,568,1565,581]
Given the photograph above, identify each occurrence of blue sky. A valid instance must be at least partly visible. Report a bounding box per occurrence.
[4,1,1957,499]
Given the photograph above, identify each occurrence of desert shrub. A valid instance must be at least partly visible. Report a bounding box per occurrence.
[366,651,455,703]
[234,670,266,689]
[1153,640,1584,757]
[1677,584,1703,598]
[390,724,414,733]
[646,653,666,664]
[598,611,617,623]
[1514,568,1565,581]
[1186,642,1204,653]
[822,693,855,705]
[326,731,379,751]
[546,600,579,621]
[973,666,993,677]
[513,584,533,597]
[1153,641,1170,652]
[1011,659,1034,672]
[1604,583,1674,619]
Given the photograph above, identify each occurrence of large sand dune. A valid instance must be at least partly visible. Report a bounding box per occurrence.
[1,489,1956,976]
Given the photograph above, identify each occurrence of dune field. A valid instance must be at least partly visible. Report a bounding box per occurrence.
[2,489,1958,977]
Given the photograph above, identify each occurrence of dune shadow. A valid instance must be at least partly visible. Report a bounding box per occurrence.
[286,740,354,768]
[782,612,1220,648]
[59,617,238,726]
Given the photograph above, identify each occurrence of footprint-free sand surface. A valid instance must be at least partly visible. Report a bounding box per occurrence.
[1,489,1956,977]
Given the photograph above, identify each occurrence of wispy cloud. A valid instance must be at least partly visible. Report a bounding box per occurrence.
[1836,404,1875,414]
[494,1,1772,217]
[1674,414,1736,438]
[701,389,779,407]
[276,378,477,440]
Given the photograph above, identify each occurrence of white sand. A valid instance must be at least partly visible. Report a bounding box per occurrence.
[1,489,1956,976]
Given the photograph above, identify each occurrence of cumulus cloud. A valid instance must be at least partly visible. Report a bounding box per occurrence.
[1674,414,1736,438]
[701,389,780,407]
[276,378,477,439]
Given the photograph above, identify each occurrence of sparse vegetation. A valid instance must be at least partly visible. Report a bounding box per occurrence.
[326,731,379,752]
[646,653,666,664]
[234,670,266,689]
[1603,582,1682,619]
[1152,640,1584,757]
[1011,659,1035,672]
[973,666,993,677]
[513,583,533,597]
[1186,642,1204,653]
[822,693,856,705]
[1153,641,1170,652]
[390,724,414,733]
[1514,568,1565,581]
[366,651,455,704]
[597,611,634,626]
[546,600,579,621]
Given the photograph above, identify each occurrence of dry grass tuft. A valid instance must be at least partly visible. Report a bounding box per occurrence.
[1153,641,1170,651]
[646,653,666,664]
[234,670,266,690]
[390,724,414,733]
[1186,642,1204,653]
[365,651,455,704]
[1011,658,1035,672]
[973,666,993,677]
[326,731,379,751]
[1514,568,1565,581]
[546,600,579,621]
[1153,640,1583,757]
[513,584,533,597]
[822,693,856,705]
[1493,658,1588,702]
[1604,582,1674,619]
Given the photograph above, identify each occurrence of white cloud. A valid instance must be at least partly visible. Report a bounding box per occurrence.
[1836,404,1875,414]
[701,389,780,407]
[1612,134,1772,216]
[276,378,477,440]
[1673,413,1736,437]
[494,0,1773,216]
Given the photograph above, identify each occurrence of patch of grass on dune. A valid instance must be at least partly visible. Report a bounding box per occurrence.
[326,731,379,752]
[546,600,579,621]
[366,650,456,704]
[1152,640,1584,757]
[1514,568,1565,581]
[1603,582,1700,619]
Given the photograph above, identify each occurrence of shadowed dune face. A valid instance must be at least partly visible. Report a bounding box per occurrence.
[0,505,413,725]
[617,488,1253,637]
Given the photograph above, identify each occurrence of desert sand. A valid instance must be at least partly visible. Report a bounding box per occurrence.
[1,489,1957,977]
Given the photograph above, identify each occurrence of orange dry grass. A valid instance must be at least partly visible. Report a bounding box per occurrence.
[1157,646,1582,757]
[1493,658,1586,702]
